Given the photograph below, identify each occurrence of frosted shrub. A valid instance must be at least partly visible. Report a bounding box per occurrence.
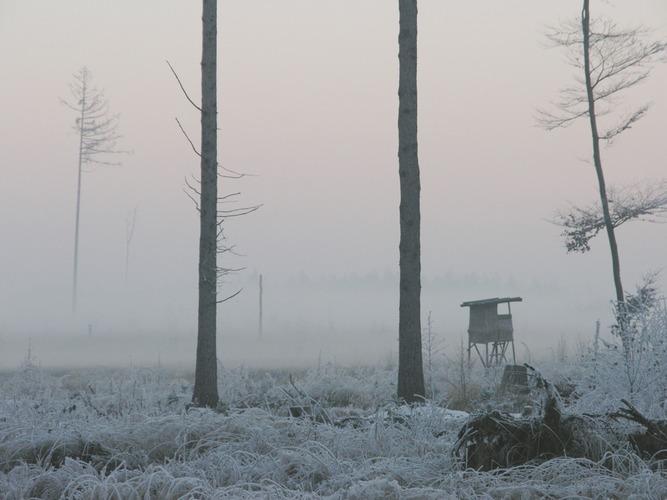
[575,277,667,417]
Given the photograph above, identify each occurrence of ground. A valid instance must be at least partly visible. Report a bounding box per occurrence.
[2,352,667,498]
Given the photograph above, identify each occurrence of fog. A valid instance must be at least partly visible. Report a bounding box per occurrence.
[1,1,666,370]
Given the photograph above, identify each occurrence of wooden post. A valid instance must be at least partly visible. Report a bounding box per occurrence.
[259,274,263,337]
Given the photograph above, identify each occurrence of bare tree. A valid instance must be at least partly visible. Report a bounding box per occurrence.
[168,3,258,409]
[191,0,220,408]
[397,0,425,403]
[537,0,667,305]
[63,67,128,315]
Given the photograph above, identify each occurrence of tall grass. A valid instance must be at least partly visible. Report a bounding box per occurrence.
[2,350,667,498]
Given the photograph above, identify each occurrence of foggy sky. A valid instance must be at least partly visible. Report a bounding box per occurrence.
[1,1,666,369]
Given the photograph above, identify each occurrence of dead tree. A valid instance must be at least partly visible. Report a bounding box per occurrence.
[537,0,667,306]
[397,0,425,403]
[192,0,220,409]
[169,3,258,408]
[62,67,128,315]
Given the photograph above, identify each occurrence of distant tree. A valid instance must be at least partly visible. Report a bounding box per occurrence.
[538,0,667,306]
[397,0,425,403]
[192,0,220,408]
[62,67,128,315]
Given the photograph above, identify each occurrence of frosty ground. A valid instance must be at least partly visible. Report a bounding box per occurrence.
[2,326,667,500]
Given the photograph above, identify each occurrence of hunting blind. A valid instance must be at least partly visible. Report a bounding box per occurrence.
[460,296,522,367]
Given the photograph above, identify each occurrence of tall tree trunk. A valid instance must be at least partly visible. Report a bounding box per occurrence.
[192,0,219,408]
[397,0,425,403]
[581,0,624,306]
[72,94,85,316]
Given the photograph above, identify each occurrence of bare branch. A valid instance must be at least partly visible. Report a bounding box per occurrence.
[553,181,667,253]
[183,188,200,212]
[174,117,253,180]
[535,105,590,131]
[218,165,248,179]
[183,175,201,211]
[184,176,202,194]
[219,205,261,218]
[601,103,652,144]
[216,288,243,304]
[166,60,202,112]
[218,191,242,201]
[187,174,202,186]
[610,181,667,225]
[216,242,244,258]
[212,191,261,218]
[175,117,201,157]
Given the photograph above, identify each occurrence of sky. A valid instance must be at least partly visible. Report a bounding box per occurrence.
[1,1,666,369]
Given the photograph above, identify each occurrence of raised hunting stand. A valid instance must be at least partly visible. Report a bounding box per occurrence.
[460,297,522,368]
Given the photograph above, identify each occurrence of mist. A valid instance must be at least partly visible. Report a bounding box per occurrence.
[0,267,617,370]
[1,0,666,371]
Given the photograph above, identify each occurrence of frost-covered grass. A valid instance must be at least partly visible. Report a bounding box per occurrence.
[2,352,667,498]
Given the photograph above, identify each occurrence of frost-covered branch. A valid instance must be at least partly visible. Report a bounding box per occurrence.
[553,181,667,253]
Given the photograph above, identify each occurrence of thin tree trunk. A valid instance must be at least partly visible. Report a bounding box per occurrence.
[124,207,137,296]
[192,0,219,408]
[397,0,425,403]
[72,92,86,316]
[581,0,624,305]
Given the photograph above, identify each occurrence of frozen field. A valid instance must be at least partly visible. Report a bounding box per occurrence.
[2,343,667,499]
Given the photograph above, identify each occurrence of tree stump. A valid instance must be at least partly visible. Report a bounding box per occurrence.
[454,379,615,470]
